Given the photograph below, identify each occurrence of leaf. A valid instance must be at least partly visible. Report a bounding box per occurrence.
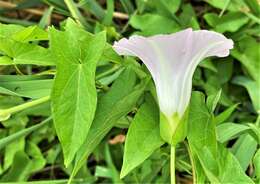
[0,117,51,151]
[129,13,180,36]
[0,75,53,99]
[253,149,260,179]
[3,116,27,171]
[214,103,239,124]
[233,76,260,113]
[231,36,260,82]
[206,89,222,113]
[1,151,33,181]
[153,0,181,16]
[231,134,258,171]
[69,68,149,181]
[50,25,106,166]
[188,91,254,183]
[120,97,164,178]
[204,12,249,33]
[205,0,247,11]
[11,25,48,42]
[0,38,55,66]
[188,92,217,155]
[0,23,24,38]
[104,145,123,183]
[216,123,250,143]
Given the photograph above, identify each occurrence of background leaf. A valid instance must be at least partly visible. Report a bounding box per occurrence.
[50,22,106,166]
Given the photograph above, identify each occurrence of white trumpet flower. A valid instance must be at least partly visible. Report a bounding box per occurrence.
[113,28,233,144]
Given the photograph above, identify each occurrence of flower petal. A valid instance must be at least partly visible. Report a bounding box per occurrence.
[113,28,233,118]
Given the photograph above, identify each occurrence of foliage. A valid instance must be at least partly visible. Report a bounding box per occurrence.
[0,0,259,183]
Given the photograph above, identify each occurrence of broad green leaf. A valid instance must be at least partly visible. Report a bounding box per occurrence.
[70,68,149,181]
[188,91,253,183]
[0,23,24,38]
[205,0,247,11]
[153,0,181,17]
[232,134,258,171]
[216,123,250,143]
[179,4,200,29]
[231,36,260,82]
[0,38,55,66]
[11,25,48,42]
[50,25,106,166]
[188,92,217,155]
[204,12,249,33]
[198,144,254,184]
[129,14,180,36]
[121,97,164,178]
[214,103,239,124]
[233,76,260,113]
[0,75,53,99]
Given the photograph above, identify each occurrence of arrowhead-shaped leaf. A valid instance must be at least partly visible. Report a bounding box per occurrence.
[120,96,164,178]
[69,68,150,181]
[50,23,106,166]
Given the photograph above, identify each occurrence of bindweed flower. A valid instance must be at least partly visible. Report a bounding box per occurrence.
[113,28,233,144]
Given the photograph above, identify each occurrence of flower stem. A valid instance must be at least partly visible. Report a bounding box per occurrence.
[0,96,50,121]
[171,145,176,184]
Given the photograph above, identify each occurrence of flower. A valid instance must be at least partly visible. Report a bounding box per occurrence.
[113,28,233,144]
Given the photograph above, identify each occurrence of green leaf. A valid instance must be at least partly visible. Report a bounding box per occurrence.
[231,134,258,171]
[3,116,27,171]
[233,76,260,113]
[206,89,222,113]
[0,23,24,38]
[1,151,33,181]
[0,38,55,66]
[188,91,253,183]
[0,117,51,151]
[11,25,48,42]
[216,123,250,143]
[120,97,164,178]
[231,36,260,82]
[214,103,239,124]
[188,92,217,155]
[69,68,149,181]
[204,12,249,33]
[129,13,180,36]
[205,0,247,11]
[50,25,106,166]
[0,75,53,99]
[253,149,260,179]
[154,0,181,16]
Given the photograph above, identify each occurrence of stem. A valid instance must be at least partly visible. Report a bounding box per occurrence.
[64,0,91,30]
[0,96,50,121]
[171,145,176,184]
[185,141,196,183]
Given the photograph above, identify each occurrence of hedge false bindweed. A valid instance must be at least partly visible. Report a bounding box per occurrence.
[113,28,233,184]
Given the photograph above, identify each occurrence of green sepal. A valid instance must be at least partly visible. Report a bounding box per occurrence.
[160,107,189,145]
